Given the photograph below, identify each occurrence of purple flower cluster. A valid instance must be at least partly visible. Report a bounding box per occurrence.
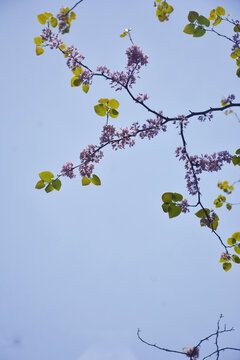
[96,45,148,90]
[65,45,85,70]
[186,346,199,359]
[198,112,213,122]
[61,162,76,178]
[78,69,93,85]
[221,94,235,105]
[176,147,232,195]
[136,93,149,102]
[173,115,189,129]
[232,33,240,51]
[179,199,190,213]
[41,28,63,49]
[221,252,231,261]
[79,145,103,177]
[125,45,149,67]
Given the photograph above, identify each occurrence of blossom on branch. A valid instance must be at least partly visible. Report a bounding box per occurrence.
[61,162,76,178]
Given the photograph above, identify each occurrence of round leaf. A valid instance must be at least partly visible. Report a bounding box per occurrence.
[168,205,181,218]
[232,254,240,264]
[197,15,210,27]
[91,174,101,186]
[222,262,232,272]
[34,37,43,46]
[162,203,169,213]
[50,17,58,28]
[232,232,240,241]
[215,6,225,16]
[39,171,54,182]
[234,245,240,255]
[35,180,45,189]
[98,98,109,104]
[172,193,183,202]
[109,108,119,118]
[188,11,199,23]
[82,176,91,186]
[195,208,210,218]
[52,178,62,191]
[82,84,89,93]
[183,24,195,35]
[45,184,55,193]
[72,67,83,76]
[94,104,108,116]
[37,14,48,25]
[108,99,119,109]
[162,192,173,203]
[193,26,206,37]
[36,46,44,56]
[71,76,82,87]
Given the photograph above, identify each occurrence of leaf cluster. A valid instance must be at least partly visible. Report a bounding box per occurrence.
[35,171,62,193]
[154,0,173,22]
[94,98,119,119]
[161,192,183,218]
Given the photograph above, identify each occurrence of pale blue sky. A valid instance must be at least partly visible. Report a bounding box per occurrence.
[0,0,240,359]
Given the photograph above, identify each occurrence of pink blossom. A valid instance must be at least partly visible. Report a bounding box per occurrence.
[179,199,190,213]
[125,45,149,67]
[136,93,149,102]
[79,145,104,177]
[186,346,199,359]
[61,162,76,178]
[221,252,231,261]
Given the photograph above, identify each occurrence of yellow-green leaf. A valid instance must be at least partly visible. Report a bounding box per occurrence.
[222,262,232,271]
[94,104,108,116]
[39,171,54,182]
[98,98,109,104]
[209,9,216,20]
[50,17,58,28]
[71,76,82,87]
[109,108,119,118]
[34,37,43,46]
[36,46,44,56]
[232,232,240,241]
[35,180,45,189]
[183,24,195,34]
[82,176,91,186]
[45,184,55,193]
[120,31,128,38]
[72,67,83,76]
[232,254,240,264]
[59,44,66,50]
[37,13,48,25]
[91,174,101,186]
[52,178,62,191]
[215,6,225,16]
[70,11,76,20]
[82,84,89,93]
[213,17,222,26]
[108,99,119,109]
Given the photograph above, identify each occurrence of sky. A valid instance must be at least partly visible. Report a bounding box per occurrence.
[0,0,240,359]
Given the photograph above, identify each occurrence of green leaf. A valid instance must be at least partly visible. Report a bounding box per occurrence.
[39,171,54,182]
[72,67,82,76]
[162,192,173,203]
[193,26,206,37]
[215,6,225,16]
[94,104,108,116]
[183,24,195,34]
[34,37,43,45]
[188,11,199,23]
[37,13,48,25]
[45,184,55,193]
[162,203,170,213]
[82,176,91,186]
[227,237,236,246]
[168,204,181,218]
[82,84,89,93]
[234,25,240,32]
[232,254,240,264]
[236,148,240,154]
[91,174,101,186]
[52,178,62,191]
[36,46,44,56]
[222,262,232,272]
[211,219,218,230]
[232,232,240,241]
[109,108,119,118]
[172,193,183,202]
[50,17,58,28]
[197,15,210,27]
[35,180,45,189]
[98,98,109,104]
[195,208,210,218]
[70,11,76,20]
[213,17,222,26]
[236,68,240,78]
[232,155,240,165]
[108,99,119,109]
[71,76,82,87]
[234,245,240,255]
